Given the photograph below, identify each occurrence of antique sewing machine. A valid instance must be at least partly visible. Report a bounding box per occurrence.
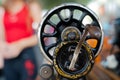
[38,3,103,80]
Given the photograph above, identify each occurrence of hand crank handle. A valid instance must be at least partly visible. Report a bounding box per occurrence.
[69,25,102,70]
[69,26,89,70]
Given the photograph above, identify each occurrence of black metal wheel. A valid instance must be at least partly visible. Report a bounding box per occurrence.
[38,3,103,63]
[53,41,94,79]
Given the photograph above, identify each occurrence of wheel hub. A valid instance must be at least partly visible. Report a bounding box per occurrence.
[61,27,81,41]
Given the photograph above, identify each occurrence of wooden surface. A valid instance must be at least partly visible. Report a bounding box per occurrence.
[87,64,120,80]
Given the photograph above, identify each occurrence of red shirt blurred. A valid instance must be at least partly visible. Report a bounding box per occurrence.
[3,5,33,43]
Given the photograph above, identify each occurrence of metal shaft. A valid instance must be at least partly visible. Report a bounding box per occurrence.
[69,26,89,70]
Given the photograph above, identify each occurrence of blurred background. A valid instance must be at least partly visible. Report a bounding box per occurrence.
[0,0,120,80]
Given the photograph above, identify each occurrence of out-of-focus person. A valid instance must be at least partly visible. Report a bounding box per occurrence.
[0,5,5,80]
[0,0,41,80]
[0,5,4,70]
[87,0,120,61]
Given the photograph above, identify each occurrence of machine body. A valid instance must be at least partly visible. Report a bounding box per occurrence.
[38,3,103,80]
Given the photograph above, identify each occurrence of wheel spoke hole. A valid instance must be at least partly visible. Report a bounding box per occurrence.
[60,9,71,21]
[44,37,57,46]
[86,39,98,48]
[49,47,56,56]
[50,14,60,25]
[82,15,93,25]
[73,9,82,20]
[44,25,55,34]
